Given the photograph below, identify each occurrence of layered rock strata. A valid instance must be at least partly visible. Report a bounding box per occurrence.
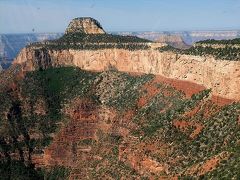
[12,17,240,102]
[14,47,240,101]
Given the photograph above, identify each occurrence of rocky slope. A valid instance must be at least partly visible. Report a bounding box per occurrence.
[0,66,239,179]
[0,17,240,179]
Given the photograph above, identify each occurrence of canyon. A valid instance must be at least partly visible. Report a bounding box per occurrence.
[14,39,240,103]
[1,30,239,70]
[0,17,240,179]
[117,30,240,44]
[0,33,62,69]
[156,34,190,49]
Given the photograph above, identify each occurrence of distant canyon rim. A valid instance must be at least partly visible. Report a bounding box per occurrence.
[12,17,240,104]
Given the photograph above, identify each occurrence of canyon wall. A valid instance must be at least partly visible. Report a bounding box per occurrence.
[0,33,63,69]
[156,34,190,49]
[14,47,240,101]
[115,31,240,44]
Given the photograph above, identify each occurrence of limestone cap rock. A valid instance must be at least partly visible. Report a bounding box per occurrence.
[65,17,106,34]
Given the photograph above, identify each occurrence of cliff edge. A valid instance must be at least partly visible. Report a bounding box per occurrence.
[1,17,240,179]
[13,17,240,102]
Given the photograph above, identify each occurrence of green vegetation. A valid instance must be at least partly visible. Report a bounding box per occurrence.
[196,38,240,45]
[0,160,42,180]
[0,67,99,179]
[38,43,150,51]
[0,66,239,179]
[184,46,240,60]
[134,87,210,137]
[158,38,240,61]
[30,33,152,51]
[104,72,154,111]
[112,74,239,178]
[0,160,69,180]
[58,33,152,44]
[176,102,240,178]
[42,166,70,180]
[88,130,139,179]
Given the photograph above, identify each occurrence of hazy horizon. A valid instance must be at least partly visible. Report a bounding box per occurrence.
[1,29,240,35]
[0,0,240,33]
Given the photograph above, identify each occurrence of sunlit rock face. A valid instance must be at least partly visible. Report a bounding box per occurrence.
[1,17,240,179]
[65,17,106,34]
[13,47,240,102]
[11,17,240,101]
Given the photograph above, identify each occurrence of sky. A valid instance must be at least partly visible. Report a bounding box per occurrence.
[0,0,240,33]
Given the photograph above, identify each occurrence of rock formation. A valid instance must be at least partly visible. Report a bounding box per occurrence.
[65,17,106,34]
[13,18,240,101]
[0,33,62,69]
[156,34,190,49]
[116,31,240,44]
[14,46,240,102]
[1,17,240,179]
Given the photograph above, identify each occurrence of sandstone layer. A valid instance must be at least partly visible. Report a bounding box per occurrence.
[14,47,240,101]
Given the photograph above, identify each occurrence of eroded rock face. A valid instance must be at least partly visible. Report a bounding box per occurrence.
[157,34,190,49]
[65,17,106,34]
[33,98,99,167]
[1,60,239,178]
[11,18,240,102]
[13,47,240,101]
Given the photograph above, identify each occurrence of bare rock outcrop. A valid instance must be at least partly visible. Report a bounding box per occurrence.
[65,17,106,34]
[157,34,190,49]
[13,47,240,102]
[12,17,240,102]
